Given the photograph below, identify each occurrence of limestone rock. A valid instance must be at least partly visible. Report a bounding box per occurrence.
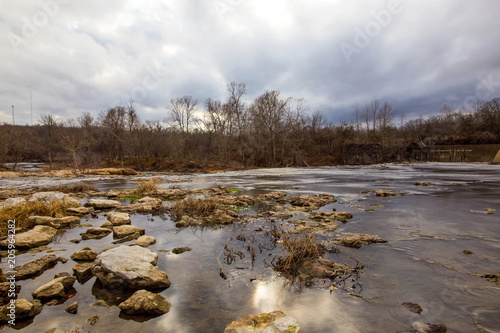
[70,247,97,261]
[67,206,94,215]
[118,196,163,213]
[29,216,81,228]
[0,225,57,249]
[224,311,300,333]
[72,262,94,281]
[113,225,145,239]
[130,235,156,247]
[0,299,42,324]
[15,254,58,280]
[65,301,78,314]
[32,276,76,301]
[29,191,66,203]
[118,289,171,316]
[80,227,112,240]
[107,212,131,226]
[86,199,122,209]
[3,197,26,207]
[107,190,120,198]
[92,245,170,290]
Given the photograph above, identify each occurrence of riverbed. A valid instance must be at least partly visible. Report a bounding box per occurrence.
[1,163,499,332]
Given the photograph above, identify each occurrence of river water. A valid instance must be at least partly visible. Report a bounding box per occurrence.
[1,163,499,332]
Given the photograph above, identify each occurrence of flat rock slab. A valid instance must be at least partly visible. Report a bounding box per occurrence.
[118,197,163,213]
[86,199,122,209]
[107,212,131,226]
[118,289,171,316]
[0,225,57,249]
[29,191,66,203]
[224,311,300,333]
[29,216,81,228]
[92,245,170,290]
[81,228,112,240]
[15,254,58,280]
[113,225,145,239]
[67,206,94,215]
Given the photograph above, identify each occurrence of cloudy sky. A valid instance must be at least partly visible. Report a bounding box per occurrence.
[1,0,499,125]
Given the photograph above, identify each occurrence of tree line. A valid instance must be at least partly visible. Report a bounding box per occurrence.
[1,82,499,170]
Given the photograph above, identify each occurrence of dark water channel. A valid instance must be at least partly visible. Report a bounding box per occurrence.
[2,163,500,332]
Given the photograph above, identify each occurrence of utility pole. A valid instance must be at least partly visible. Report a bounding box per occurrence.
[12,105,15,125]
[30,91,33,126]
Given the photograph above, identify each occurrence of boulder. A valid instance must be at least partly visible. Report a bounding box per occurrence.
[86,199,122,209]
[29,191,66,203]
[92,245,171,290]
[15,254,58,280]
[118,289,171,316]
[0,225,57,249]
[29,216,81,228]
[0,299,42,324]
[72,262,94,281]
[224,311,300,333]
[70,247,97,261]
[107,190,120,198]
[113,225,145,239]
[32,276,76,301]
[130,236,156,247]
[107,212,131,226]
[63,197,81,206]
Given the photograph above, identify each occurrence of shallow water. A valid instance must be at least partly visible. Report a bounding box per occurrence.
[1,163,500,332]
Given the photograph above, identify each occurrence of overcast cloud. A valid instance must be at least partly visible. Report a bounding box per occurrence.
[1,0,499,125]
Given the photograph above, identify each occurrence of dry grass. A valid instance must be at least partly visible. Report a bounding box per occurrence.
[169,197,222,222]
[271,227,326,277]
[38,183,97,193]
[136,178,161,194]
[0,200,79,234]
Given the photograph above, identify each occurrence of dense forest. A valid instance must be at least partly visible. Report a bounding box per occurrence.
[1,82,499,171]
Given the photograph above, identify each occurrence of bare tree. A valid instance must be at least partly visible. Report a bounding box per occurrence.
[167,96,197,133]
[40,114,59,171]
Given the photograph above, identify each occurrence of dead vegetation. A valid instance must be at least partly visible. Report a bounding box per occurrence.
[169,197,224,222]
[136,178,161,194]
[0,200,79,234]
[37,183,97,193]
[270,227,326,278]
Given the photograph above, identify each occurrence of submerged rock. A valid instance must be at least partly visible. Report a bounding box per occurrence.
[15,254,58,280]
[92,245,171,290]
[298,257,355,279]
[32,276,76,301]
[375,189,407,197]
[0,299,42,324]
[118,290,171,316]
[224,310,300,333]
[401,302,423,314]
[0,225,58,249]
[172,247,192,254]
[414,182,435,186]
[330,233,388,249]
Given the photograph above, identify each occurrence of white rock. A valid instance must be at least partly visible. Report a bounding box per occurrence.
[107,212,131,226]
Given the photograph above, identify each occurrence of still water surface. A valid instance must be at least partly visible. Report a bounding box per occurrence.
[2,163,499,332]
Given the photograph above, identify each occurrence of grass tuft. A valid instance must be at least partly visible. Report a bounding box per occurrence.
[0,200,79,234]
[169,197,222,222]
[38,183,97,193]
[136,178,161,194]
